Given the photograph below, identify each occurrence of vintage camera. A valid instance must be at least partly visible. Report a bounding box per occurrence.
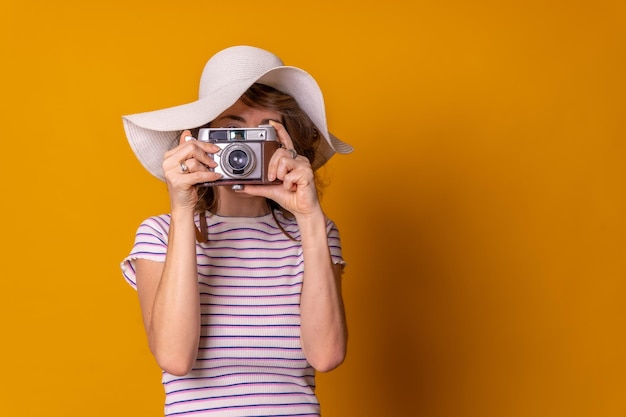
[197,125,281,187]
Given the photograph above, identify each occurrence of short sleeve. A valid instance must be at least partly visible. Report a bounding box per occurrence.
[326,218,346,268]
[120,215,171,290]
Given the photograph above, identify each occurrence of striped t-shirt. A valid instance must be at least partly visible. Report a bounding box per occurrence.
[121,210,345,416]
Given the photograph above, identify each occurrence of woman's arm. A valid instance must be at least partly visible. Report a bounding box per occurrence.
[135,208,201,376]
[135,131,221,376]
[297,211,348,372]
[240,122,348,371]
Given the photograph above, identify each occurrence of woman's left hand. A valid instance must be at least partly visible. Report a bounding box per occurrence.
[237,121,321,218]
[243,122,347,372]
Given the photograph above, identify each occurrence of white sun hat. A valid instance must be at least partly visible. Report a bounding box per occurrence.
[122,45,353,181]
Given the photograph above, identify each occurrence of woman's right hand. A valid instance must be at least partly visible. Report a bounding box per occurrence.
[162,130,223,211]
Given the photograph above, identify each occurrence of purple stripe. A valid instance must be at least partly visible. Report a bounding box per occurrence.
[121,212,343,416]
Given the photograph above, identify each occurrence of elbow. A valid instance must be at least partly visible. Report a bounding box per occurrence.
[151,343,197,376]
[155,354,196,376]
[148,331,200,376]
[308,345,347,373]
[311,356,346,373]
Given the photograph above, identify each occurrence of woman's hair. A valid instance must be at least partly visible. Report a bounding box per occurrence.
[194,83,324,215]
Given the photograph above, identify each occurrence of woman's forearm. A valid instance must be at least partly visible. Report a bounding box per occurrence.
[298,210,348,372]
[147,209,201,375]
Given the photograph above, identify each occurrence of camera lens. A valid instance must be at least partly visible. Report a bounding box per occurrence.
[221,143,256,177]
[228,149,248,171]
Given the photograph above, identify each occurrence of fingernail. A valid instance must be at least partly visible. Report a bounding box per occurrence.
[185,135,195,142]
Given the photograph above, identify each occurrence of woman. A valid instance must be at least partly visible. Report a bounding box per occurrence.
[121,45,353,416]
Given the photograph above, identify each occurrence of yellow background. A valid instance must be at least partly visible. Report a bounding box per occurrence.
[2,0,625,416]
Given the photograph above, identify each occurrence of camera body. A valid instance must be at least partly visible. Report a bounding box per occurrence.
[197,125,281,187]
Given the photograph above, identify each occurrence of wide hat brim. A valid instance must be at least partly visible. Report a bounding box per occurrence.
[122,46,353,181]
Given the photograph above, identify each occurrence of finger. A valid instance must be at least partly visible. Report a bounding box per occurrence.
[182,170,223,184]
[178,131,221,164]
[176,157,213,174]
[234,183,279,199]
[274,152,297,181]
[281,167,311,192]
[174,132,195,175]
[165,136,219,172]
[267,120,305,179]
[166,158,223,185]
[269,120,295,150]
[179,130,195,145]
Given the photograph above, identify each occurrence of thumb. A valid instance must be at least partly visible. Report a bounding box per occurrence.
[234,184,280,200]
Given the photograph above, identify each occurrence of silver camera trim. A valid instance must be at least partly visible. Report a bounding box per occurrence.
[216,142,259,179]
[197,125,278,184]
[198,125,277,142]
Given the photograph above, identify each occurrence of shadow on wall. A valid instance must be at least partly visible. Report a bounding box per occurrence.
[338,126,537,416]
[356,190,479,416]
